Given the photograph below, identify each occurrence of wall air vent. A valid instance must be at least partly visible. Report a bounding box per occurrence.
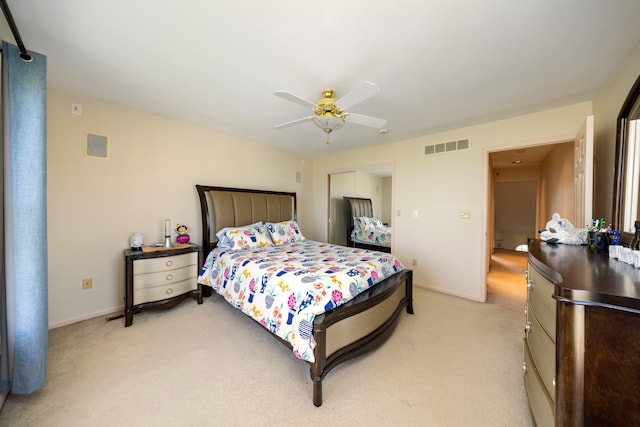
[424,138,470,156]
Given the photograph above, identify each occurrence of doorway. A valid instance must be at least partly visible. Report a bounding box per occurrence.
[486,141,574,307]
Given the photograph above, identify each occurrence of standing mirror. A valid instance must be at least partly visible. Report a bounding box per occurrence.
[613,72,640,238]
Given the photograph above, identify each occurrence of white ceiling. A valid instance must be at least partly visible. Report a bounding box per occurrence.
[2,1,640,158]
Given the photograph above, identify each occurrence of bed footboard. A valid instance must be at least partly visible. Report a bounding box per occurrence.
[309,269,413,406]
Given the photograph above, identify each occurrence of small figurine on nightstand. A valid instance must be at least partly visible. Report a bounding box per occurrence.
[176,224,190,244]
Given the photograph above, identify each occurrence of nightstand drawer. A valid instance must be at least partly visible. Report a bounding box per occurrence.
[133,265,195,289]
[134,278,197,305]
[527,264,556,341]
[133,252,197,275]
[124,245,203,327]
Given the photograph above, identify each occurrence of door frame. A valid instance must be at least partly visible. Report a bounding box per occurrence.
[482,136,575,301]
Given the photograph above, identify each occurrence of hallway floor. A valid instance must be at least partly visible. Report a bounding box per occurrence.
[487,248,528,312]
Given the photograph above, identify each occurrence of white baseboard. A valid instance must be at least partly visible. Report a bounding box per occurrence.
[413,281,485,303]
[49,306,123,330]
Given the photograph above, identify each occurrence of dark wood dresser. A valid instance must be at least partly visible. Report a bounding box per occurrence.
[525,240,640,426]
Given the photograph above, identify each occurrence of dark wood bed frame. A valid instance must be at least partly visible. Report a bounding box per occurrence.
[196,185,413,406]
[344,196,392,253]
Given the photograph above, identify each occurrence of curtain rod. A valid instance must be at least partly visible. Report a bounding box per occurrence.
[0,0,32,61]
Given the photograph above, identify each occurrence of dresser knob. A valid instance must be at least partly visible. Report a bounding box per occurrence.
[552,377,556,387]
[526,281,532,289]
[166,274,174,281]
[165,260,173,267]
[166,288,174,295]
[524,322,531,334]
[522,362,527,373]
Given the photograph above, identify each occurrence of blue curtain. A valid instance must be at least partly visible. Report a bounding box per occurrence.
[0,41,48,394]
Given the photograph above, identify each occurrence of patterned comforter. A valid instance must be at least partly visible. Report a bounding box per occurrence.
[351,226,392,247]
[197,240,404,362]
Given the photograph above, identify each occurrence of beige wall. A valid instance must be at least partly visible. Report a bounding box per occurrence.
[539,142,576,225]
[47,89,311,327]
[593,45,640,223]
[381,177,392,225]
[312,102,593,301]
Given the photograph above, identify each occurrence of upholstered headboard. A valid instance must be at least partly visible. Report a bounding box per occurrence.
[343,196,374,244]
[196,185,297,253]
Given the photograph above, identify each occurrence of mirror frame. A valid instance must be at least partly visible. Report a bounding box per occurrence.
[612,72,640,242]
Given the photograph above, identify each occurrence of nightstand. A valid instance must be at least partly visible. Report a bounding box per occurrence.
[124,244,203,327]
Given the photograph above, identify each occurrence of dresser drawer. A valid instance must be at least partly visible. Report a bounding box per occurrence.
[526,309,555,401]
[134,278,197,305]
[133,265,195,289]
[524,338,554,427]
[527,263,556,341]
[133,252,197,275]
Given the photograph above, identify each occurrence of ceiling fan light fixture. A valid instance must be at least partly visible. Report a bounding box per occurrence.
[311,114,345,133]
[274,82,386,145]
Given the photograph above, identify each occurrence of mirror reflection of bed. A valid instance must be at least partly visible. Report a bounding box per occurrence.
[328,167,392,250]
[344,196,392,253]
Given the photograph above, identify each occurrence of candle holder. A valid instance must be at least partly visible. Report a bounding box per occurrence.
[164,219,172,248]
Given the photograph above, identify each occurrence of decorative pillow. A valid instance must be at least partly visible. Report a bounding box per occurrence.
[354,216,375,231]
[216,221,263,249]
[370,217,384,228]
[225,225,273,249]
[266,220,305,244]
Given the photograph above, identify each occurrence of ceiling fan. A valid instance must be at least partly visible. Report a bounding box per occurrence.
[273,81,387,144]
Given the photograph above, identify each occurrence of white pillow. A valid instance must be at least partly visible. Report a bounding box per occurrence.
[225,225,273,249]
[265,220,305,245]
[216,221,263,248]
[370,217,384,228]
[354,216,375,231]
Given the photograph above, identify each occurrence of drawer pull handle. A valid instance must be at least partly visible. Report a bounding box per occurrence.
[522,362,527,373]
[165,260,173,267]
[166,288,174,295]
[526,281,532,290]
[166,274,174,281]
[552,377,556,387]
[524,322,531,334]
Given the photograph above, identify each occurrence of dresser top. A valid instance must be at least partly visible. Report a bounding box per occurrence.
[528,240,640,312]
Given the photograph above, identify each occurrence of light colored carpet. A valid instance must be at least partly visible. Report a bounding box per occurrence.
[0,285,532,426]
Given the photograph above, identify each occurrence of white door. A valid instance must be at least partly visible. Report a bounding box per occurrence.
[574,115,594,228]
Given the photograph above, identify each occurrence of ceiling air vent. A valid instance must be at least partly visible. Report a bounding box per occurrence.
[424,138,470,156]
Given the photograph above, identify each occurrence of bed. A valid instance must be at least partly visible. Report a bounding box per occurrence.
[195,185,413,407]
[344,196,392,253]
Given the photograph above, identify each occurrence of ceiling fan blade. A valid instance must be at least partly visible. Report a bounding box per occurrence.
[274,90,319,110]
[345,113,387,128]
[274,116,315,129]
[336,81,380,110]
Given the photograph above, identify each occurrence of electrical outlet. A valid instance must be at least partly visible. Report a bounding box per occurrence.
[82,278,92,290]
